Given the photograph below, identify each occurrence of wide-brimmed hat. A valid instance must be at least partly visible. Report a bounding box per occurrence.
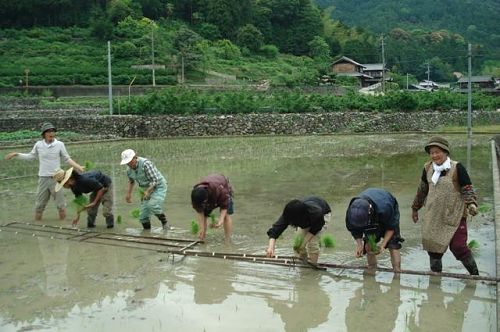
[54,167,73,192]
[346,198,371,231]
[120,149,136,165]
[424,136,450,154]
[40,122,56,135]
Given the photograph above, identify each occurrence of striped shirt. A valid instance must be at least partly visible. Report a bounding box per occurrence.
[16,139,71,177]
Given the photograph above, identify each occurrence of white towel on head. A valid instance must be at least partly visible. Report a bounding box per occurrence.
[431,157,451,185]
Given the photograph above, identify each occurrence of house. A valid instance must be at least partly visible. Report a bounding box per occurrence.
[457,76,496,91]
[362,63,390,86]
[330,56,373,87]
[330,56,390,87]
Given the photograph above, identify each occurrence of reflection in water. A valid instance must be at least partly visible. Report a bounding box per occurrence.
[406,279,477,331]
[192,259,236,305]
[267,271,331,332]
[37,237,70,297]
[0,134,496,331]
[345,274,401,332]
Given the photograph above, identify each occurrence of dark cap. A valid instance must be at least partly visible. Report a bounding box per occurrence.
[424,136,450,154]
[40,122,56,135]
[346,198,371,231]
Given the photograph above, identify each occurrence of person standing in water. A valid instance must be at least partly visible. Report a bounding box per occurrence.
[5,122,84,221]
[412,136,479,275]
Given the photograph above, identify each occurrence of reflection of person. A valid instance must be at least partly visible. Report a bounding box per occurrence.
[267,272,331,332]
[5,122,84,221]
[266,197,331,263]
[412,136,479,275]
[406,280,477,331]
[191,174,234,242]
[53,168,114,228]
[192,260,235,305]
[345,275,401,332]
[345,188,403,272]
[121,149,168,230]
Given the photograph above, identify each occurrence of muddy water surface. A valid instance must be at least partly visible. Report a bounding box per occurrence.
[0,134,496,331]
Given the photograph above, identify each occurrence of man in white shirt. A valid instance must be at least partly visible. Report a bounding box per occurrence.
[5,123,84,221]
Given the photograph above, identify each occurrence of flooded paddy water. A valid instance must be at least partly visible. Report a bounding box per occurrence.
[0,133,497,331]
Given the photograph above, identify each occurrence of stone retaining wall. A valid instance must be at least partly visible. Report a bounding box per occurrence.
[1,110,499,137]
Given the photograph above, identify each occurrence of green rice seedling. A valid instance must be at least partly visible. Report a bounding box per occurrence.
[138,188,145,199]
[367,234,380,254]
[116,215,122,224]
[130,208,140,219]
[191,220,200,234]
[478,203,492,214]
[468,239,479,250]
[71,195,88,212]
[293,234,304,252]
[209,213,216,227]
[320,234,336,248]
[84,160,95,171]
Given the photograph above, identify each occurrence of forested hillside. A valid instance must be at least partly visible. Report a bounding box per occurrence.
[0,0,497,87]
[317,0,500,75]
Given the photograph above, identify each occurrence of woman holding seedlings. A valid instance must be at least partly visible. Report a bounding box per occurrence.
[411,136,479,275]
[191,174,233,242]
[345,188,403,272]
[265,197,331,264]
[5,122,84,221]
[53,167,114,228]
[121,149,168,230]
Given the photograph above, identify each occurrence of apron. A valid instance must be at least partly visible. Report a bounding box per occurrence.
[422,160,465,253]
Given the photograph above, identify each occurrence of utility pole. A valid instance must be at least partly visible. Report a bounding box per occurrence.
[381,34,385,92]
[427,62,431,82]
[107,41,113,115]
[466,43,472,171]
[406,73,409,90]
[151,25,156,87]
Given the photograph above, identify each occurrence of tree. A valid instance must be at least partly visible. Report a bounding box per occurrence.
[236,24,264,53]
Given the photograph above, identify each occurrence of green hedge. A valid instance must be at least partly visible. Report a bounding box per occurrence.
[116,88,500,115]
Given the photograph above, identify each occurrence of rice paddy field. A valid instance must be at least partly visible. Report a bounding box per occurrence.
[0,133,496,331]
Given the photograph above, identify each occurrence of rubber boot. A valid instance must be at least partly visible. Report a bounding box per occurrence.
[105,215,114,229]
[87,214,97,228]
[156,213,168,229]
[461,255,479,275]
[429,257,442,273]
[142,221,151,230]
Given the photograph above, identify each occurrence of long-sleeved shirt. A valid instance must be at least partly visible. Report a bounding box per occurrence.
[267,196,331,239]
[412,161,476,211]
[70,170,112,197]
[16,139,71,176]
[346,188,400,240]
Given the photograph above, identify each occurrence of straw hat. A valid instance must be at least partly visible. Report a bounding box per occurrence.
[53,167,73,192]
[424,136,450,154]
[120,149,136,165]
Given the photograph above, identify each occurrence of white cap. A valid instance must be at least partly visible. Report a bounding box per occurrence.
[120,149,136,165]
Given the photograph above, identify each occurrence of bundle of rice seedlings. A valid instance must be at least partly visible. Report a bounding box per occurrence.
[71,195,88,212]
[84,161,95,171]
[293,234,304,252]
[468,239,479,250]
[191,220,200,234]
[478,203,492,214]
[138,188,145,199]
[209,213,216,227]
[367,234,380,255]
[116,215,122,224]
[130,208,140,219]
[320,234,336,248]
